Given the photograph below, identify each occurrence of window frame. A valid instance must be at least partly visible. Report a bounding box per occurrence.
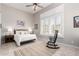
[40,13,64,38]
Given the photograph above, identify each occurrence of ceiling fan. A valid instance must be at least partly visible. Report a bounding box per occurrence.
[25,3,44,11]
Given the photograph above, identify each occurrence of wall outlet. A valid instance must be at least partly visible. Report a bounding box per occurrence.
[71,41,74,44]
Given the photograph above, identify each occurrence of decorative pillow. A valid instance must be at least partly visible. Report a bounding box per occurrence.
[16,31,30,35]
[22,31,29,34]
[16,31,22,35]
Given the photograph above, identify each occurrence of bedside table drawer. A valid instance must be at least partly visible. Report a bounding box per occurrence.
[5,35,14,43]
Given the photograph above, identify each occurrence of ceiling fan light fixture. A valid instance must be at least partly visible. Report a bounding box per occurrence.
[33,3,37,11]
[26,3,43,11]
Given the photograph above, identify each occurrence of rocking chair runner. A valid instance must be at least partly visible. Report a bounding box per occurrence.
[46,30,59,49]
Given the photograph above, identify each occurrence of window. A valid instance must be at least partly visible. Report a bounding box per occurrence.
[40,13,64,36]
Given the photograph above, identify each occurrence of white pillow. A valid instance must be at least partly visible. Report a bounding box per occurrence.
[22,31,29,34]
[16,31,29,35]
[16,31,22,35]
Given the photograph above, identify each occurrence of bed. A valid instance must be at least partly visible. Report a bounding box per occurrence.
[14,29,37,46]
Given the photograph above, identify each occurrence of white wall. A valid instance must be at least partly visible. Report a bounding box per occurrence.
[34,3,79,47]
[0,4,1,13]
[1,3,79,47]
[33,3,61,35]
[64,3,79,46]
[1,4,34,30]
[0,13,1,46]
[0,4,1,46]
[0,4,34,44]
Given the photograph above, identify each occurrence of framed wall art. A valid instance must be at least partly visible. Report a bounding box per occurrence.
[17,20,25,26]
[34,24,38,30]
[73,16,79,28]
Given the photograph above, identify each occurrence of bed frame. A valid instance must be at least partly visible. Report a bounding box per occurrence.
[14,29,37,46]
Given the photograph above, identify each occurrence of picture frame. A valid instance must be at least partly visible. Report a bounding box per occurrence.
[17,20,24,26]
[34,24,38,29]
[73,16,79,28]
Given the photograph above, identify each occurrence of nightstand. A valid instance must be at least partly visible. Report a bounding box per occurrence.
[5,35,14,43]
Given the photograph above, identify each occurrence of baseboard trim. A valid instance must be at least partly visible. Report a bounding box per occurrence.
[57,42,79,49]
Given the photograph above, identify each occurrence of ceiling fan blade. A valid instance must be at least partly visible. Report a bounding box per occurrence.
[37,5,44,8]
[26,5,33,7]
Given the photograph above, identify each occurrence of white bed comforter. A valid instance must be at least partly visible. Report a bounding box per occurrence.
[14,34,37,46]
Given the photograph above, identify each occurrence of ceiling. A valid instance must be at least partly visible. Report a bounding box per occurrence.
[4,3,51,14]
